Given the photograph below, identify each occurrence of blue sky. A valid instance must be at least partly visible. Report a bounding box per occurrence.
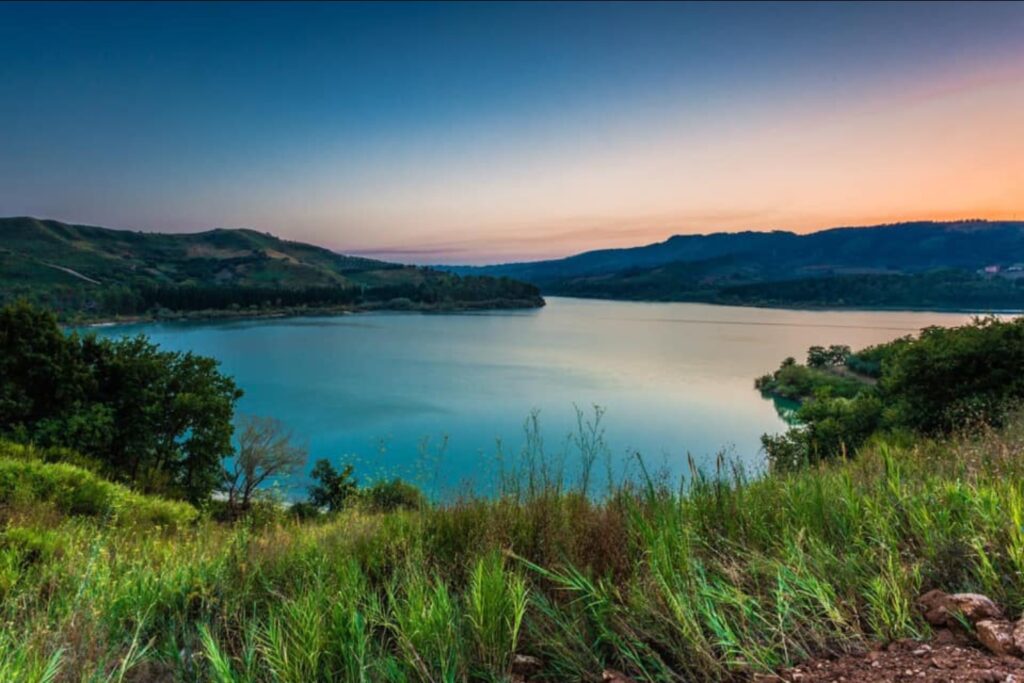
[2,2,1023,263]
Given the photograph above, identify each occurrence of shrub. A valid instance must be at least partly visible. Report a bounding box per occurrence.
[289,501,323,520]
[0,455,197,528]
[884,317,1024,433]
[0,440,105,474]
[361,478,426,512]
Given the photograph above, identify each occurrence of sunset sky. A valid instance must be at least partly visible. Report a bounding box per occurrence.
[1,1,1022,264]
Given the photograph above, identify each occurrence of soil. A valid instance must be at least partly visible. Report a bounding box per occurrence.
[764,632,1024,682]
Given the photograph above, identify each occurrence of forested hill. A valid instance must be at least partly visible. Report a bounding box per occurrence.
[448,220,1024,310]
[0,217,543,318]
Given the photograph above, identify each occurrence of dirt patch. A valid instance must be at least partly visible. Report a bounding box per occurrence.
[767,635,1024,682]
[184,244,252,259]
[264,248,299,263]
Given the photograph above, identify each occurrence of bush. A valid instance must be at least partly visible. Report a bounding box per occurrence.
[361,478,427,512]
[756,358,865,401]
[288,500,323,520]
[0,454,197,528]
[0,440,105,474]
[884,317,1024,433]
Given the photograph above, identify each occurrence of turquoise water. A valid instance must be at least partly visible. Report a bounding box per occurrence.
[86,298,976,497]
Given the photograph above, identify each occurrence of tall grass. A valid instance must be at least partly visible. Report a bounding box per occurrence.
[3,416,1024,681]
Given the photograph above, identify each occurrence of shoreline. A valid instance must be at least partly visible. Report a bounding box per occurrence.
[541,293,1024,316]
[70,293,1021,329]
[72,296,546,328]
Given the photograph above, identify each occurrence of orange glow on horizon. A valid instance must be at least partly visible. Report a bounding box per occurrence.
[300,56,1024,264]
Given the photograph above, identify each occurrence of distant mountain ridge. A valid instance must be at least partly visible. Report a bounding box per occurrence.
[453,220,1024,281]
[447,220,1024,310]
[0,217,543,318]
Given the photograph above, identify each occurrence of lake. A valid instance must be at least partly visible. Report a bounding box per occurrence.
[87,298,978,497]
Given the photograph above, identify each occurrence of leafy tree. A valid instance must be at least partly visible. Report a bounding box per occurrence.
[760,430,810,472]
[0,301,94,438]
[224,415,308,514]
[307,459,357,512]
[0,301,241,502]
[883,317,1024,433]
[807,345,850,368]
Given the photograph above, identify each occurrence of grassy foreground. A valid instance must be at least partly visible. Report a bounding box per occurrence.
[4,419,1024,682]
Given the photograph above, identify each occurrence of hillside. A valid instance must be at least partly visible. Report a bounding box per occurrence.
[451,220,1024,309]
[0,217,543,318]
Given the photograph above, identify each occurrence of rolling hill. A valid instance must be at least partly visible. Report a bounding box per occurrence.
[450,220,1024,310]
[0,217,543,318]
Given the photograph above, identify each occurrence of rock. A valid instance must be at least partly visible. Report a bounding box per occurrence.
[918,589,952,625]
[1013,619,1024,654]
[918,590,1004,627]
[511,654,543,676]
[602,670,638,683]
[977,619,1020,657]
[948,593,1004,623]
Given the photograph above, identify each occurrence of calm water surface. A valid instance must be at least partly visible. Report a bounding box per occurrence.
[88,298,977,496]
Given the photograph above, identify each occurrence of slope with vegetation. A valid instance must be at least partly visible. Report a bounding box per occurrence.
[0,217,543,320]
[452,220,1024,310]
[3,303,1024,680]
[5,411,1024,680]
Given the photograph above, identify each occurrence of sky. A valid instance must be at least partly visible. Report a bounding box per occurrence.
[1,2,1023,264]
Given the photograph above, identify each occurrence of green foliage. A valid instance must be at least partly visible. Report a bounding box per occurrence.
[0,301,241,502]
[760,430,811,472]
[307,459,358,512]
[0,451,197,527]
[386,569,465,681]
[884,317,1024,433]
[361,478,426,512]
[806,344,850,369]
[845,337,911,378]
[796,394,884,460]
[0,628,63,683]
[0,438,105,472]
[288,501,324,521]
[755,358,867,402]
[465,552,528,677]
